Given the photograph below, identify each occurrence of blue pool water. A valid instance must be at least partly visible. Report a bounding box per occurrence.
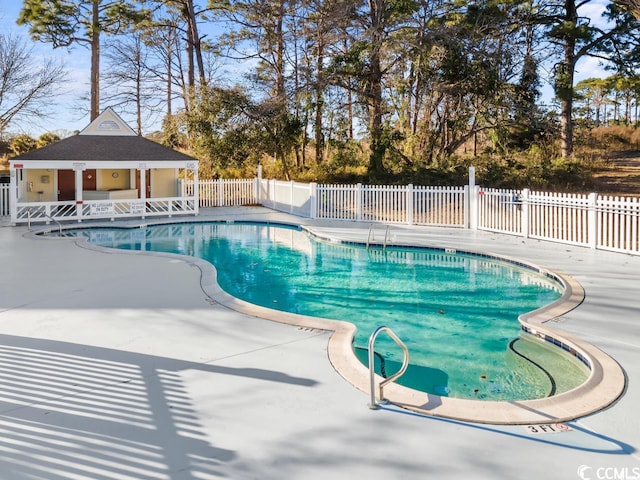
[56,222,589,401]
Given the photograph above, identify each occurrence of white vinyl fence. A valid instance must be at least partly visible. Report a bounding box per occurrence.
[253,180,468,226]
[313,183,468,226]
[181,177,639,256]
[477,189,640,254]
[181,178,256,207]
[3,176,638,255]
[258,179,316,217]
[596,195,640,254]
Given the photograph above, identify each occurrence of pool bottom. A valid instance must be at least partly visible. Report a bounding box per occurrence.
[52,221,571,402]
[41,218,626,424]
[354,333,590,402]
[216,223,624,423]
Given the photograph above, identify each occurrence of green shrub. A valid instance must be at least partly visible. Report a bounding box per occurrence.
[10,134,37,155]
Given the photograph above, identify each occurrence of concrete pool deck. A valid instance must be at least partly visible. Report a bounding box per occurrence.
[0,206,639,479]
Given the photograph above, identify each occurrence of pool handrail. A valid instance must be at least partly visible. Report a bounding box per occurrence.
[366,224,391,249]
[45,213,62,234]
[368,326,410,409]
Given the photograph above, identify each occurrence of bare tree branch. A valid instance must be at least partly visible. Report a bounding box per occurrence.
[0,32,67,134]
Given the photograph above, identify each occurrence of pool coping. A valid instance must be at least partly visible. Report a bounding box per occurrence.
[31,218,627,425]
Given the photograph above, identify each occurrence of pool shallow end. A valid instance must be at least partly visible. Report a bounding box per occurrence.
[325,309,625,425]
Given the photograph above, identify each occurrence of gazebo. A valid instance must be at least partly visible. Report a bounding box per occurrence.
[8,108,199,225]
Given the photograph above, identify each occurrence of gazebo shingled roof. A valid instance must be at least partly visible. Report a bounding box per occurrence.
[11,107,197,164]
[12,135,196,163]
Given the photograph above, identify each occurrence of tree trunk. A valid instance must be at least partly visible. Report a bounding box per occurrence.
[274,0,289,171]
[275,0,286,102]
[166,24,174,116]
[368,55,385,179]
[135,46,142,135]
[315,36,325,164]
[183,0,195,95]
[347,83,353,139]
[366,0,386,180]
[90,0,100,120]
[558,0,577,158]
[185,0,207,86]
[186,35,195,92]
[560,84,574,157]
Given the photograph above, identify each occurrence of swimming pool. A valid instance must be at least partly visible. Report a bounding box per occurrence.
[53,221,589,402]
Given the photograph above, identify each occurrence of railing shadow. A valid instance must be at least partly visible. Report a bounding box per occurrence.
[0,334,317,479]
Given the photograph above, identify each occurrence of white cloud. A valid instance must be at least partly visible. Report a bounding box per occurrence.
[579,0,610,22]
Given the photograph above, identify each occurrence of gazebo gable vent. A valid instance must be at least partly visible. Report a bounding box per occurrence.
[79,107,137,136]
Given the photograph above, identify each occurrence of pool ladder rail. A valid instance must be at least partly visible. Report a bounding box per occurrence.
[368,326,410,409]
[27,209,62,234]
[366,224,391,249]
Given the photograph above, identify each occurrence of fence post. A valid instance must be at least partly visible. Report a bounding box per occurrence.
[255,165,263,205]
[468,167,476,230]
[289,181,294,214]
[588,192,598,249]
[406,184,414,225]
[9,169,17,224]
[309,182,317,219]
[521,189,530,238]
[214,178,221,207]
[270,179,275,208]
[356,183,363,222]
[192,164,199,213]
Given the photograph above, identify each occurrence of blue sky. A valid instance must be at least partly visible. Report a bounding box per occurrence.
[0,0,613,137]
[1,3,93,135]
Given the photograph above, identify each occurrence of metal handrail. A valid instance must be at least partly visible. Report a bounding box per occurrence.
[366,223,374,248]
[367,224,391,249]
[368,326,410,409]
[45,214,62,235]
